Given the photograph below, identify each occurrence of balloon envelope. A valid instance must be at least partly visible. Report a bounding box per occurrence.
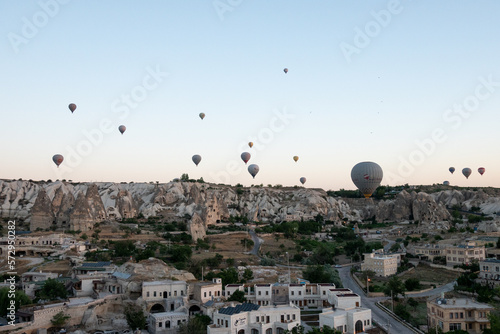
[300,177,306,185]
[283,68,288,74]
[478,167,485,176]
[68,103,76,113]
[118,125,126,134]
[449,167,455,174]
[443,181,450,186]
[52,154,64,167]
[248,142,253,148]
[248,164,259,178]
[241,152,251,164]
[351,161,383,198]
[199,113,205,120]
[462,168,472,179]
[192,154,202,166]
[293,156,299,162]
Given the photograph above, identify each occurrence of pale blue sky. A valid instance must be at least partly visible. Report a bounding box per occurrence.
[1,1,500,190]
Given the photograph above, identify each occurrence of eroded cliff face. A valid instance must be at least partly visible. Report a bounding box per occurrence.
[2,179,500,234]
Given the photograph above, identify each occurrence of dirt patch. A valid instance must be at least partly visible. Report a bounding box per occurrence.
[259,234,296,261]
[37,259,73,276]
[191,232,258,265]
[398,263,461,285]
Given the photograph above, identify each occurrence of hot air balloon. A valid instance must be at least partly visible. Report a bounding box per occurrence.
[118,125,126,134]
[52,154,64,168]
[351,161,383,198]
[478,167,485,176]
[248,164,259,178]
[248,142,254,148]
[462,168,472,179]
[283,68,288,74]
[293,156,299,162]
[192,155,202,166]
[241,152,251,164]
[449,167,455,174]
[443,181,450,186]
[300,177,306,185]
[199,113,205,120]
[68,103,76,113]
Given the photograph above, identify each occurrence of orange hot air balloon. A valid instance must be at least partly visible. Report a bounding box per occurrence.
[293,156,299,162]
[248,142,253,148]
[478,167,485,176]
[283,68,288,74]
[118,125,126,134]
[52,154,64,167]
[68,103,76,113]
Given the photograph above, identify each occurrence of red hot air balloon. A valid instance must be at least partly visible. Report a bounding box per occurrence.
[52,154,64,167]
[478,167,485,176]
[241,152,251,164]
[68,103,77,113]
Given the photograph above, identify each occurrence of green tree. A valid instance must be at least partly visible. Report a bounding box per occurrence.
[124,304,147,330]
[51,311,70,329]
[177,314,211,334]
[36,278,68,301]
[384,276,405,299]
[180,173,189,182]
[394,304,410,321]
[483,313,500,334]
[227,290,246,303]
[113,240,137,257]
[242,268,254,282]
[404,278,421,291]
[302,265,342,287]
[218,267,239,286]
[0,287,32,317]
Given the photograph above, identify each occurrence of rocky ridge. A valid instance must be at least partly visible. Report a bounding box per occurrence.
[2,179,500,234]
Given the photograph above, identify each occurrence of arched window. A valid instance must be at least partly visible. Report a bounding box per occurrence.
[355,320,363,333]
[166,321,170,328]
[266,328,273,334]
[251,329,259,334]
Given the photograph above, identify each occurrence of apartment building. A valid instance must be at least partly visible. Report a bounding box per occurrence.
[445,242,486,267]
[360,252,398,277]
[427,297,492,333]
[226,283,335,308]
[477,258,500,287]
[192,278,223,304]
[319,288,372,334]
[142,280,188,301]
[208,303,301,334]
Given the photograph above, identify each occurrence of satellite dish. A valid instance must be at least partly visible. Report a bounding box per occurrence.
[437,300,442,305]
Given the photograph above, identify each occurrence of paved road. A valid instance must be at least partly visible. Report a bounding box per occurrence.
[338,266,414,334]
[249,229,262,256]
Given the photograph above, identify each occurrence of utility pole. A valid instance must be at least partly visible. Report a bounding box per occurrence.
[391,290,394,311]
[286,252,291,284]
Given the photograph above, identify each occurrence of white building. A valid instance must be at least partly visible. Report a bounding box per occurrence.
[477,258,500,287]
[142,280,188,301]
[319,288,372,334]
[21,271,59,298]
[361,252,398,277]
[192,278,223,304]
[148,311,189,334]
[208,303,301,334]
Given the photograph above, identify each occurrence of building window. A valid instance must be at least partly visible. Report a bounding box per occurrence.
[147,292,150,297]
[154,291,157,297]
[166,321,170,328]
[204,292,207,297]
[159,322,162,328]
[449,323,461,331]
